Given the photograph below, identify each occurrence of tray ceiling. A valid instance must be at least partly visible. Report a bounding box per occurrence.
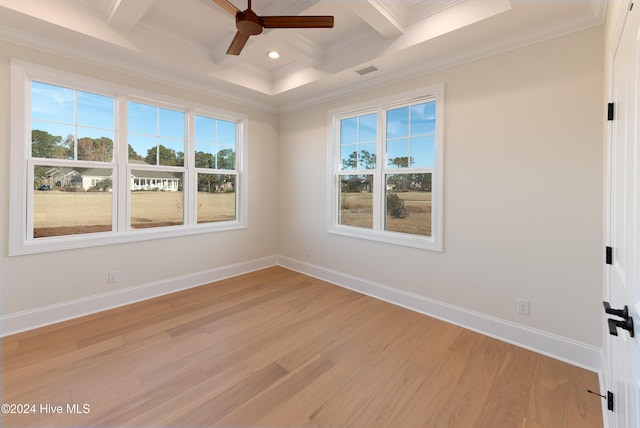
[0,0,605,111]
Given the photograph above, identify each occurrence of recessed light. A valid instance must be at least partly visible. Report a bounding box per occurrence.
[267,51,280,59]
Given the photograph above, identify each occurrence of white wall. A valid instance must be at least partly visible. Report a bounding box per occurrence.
[277,26,604,348]
[0,40,280,316]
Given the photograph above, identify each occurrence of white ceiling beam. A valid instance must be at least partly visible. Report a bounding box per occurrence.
[281,34,324,68]
[260,0,321,17]
[106,0,157,30]
[347,0,405,38]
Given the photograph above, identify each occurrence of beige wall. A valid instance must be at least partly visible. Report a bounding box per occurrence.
[0,40,280,314]
[277,26,604,347]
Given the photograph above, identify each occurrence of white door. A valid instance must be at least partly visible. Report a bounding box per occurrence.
[606,3,640,427]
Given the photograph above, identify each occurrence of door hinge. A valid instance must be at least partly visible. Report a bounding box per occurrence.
[606,246,613,265]
[608,103,615,121]
[608,391,614,411]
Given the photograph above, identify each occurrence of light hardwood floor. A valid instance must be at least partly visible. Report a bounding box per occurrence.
[2,267,603,427]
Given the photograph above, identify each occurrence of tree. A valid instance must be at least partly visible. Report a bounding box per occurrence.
[359,149,376,169]
[195,151,214,168]
[342,149,376,170]
[92,177,112,192]
[31,129,62,158]
[78,137,113,162]
[342,151,358,170]
[145,145,183,166]
[388,156,414,169]
[412,173,432,192]
[128,144,143,161]
[62,134,74,159]
[216,148,235,169]
[387,193,408,218]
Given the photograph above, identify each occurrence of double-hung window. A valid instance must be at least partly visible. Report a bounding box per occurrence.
[10,60,247,255]
[328,84,444,251]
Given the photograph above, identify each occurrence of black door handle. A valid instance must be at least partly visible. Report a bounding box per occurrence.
[603,301,629,320]
[608,317,635,337]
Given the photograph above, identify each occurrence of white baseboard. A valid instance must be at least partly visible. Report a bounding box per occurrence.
[0,254,603,373]
[277,255,602,372]
[0,255,278,337]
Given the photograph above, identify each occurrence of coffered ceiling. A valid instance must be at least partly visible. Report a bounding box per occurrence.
[0,0,605,111]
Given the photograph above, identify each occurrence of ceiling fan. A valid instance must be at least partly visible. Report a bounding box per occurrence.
[212,0,334,55]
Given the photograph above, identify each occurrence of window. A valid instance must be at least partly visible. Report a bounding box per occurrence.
[10,60,247,255]
[328,85,443,251]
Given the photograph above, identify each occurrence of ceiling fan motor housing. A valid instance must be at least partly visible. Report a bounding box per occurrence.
[236,9,263,35]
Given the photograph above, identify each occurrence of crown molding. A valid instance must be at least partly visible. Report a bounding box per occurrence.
[0,24,277,112]
[276,8,604,113]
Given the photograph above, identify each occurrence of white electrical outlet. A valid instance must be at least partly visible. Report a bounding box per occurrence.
[108,271,119,284]
[517,299,530,315]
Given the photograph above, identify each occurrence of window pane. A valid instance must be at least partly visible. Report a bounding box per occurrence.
[128,134,156,162]
[77,91,114,129]
[339,174,373,229]
[195,145,216,168]
[130,170,183,229]
[31,83,115,162]
[160,108,184,139]
[194,116,237,170]
[387,138,410,168]
[358,113,377,142]
[410,102,436,136]
[157,139,184,167]
[197,174,236,223]
[33,165,113,238]
[385,173,432,236]
[216,146,235,170]
[340,117,357,144]
[340,113,377,171]
[386,106,409,139]
[341,146,358,170]
[128,102,157,135]
[195,116,216,143]
[31,81,74,123]
[77,131,114,162]
[410,135,435,168]
[358,144,377,170]
[128,103,185,166]
[31,125,74,159]
[341,147,376,170]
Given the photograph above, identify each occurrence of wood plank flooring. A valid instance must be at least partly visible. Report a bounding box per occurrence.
[1,267,603,427]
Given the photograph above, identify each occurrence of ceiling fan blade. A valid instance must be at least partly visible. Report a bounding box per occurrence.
[212,0,240,16]
[226,31,250,55]
[261,16,334,29]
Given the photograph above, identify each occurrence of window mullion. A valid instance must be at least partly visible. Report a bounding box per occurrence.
[185,111,196,226]
[117,96,129,233]
[374,107,385,232]
[26,158,36,240]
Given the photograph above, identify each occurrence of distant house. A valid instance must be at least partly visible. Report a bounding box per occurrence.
[55,162,182,192]
[130,170,180,192]
[43,168,82,188]
[81,168,112,191]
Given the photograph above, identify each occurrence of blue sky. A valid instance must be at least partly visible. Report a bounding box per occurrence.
[31,81,236,162]
[339,101,436,170]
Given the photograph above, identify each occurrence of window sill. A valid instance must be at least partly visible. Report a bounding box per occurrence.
[9,222,247,256]
[328,225,442,252]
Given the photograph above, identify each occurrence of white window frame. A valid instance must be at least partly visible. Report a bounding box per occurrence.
[9,59,248,256]
[327,84,444,251]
